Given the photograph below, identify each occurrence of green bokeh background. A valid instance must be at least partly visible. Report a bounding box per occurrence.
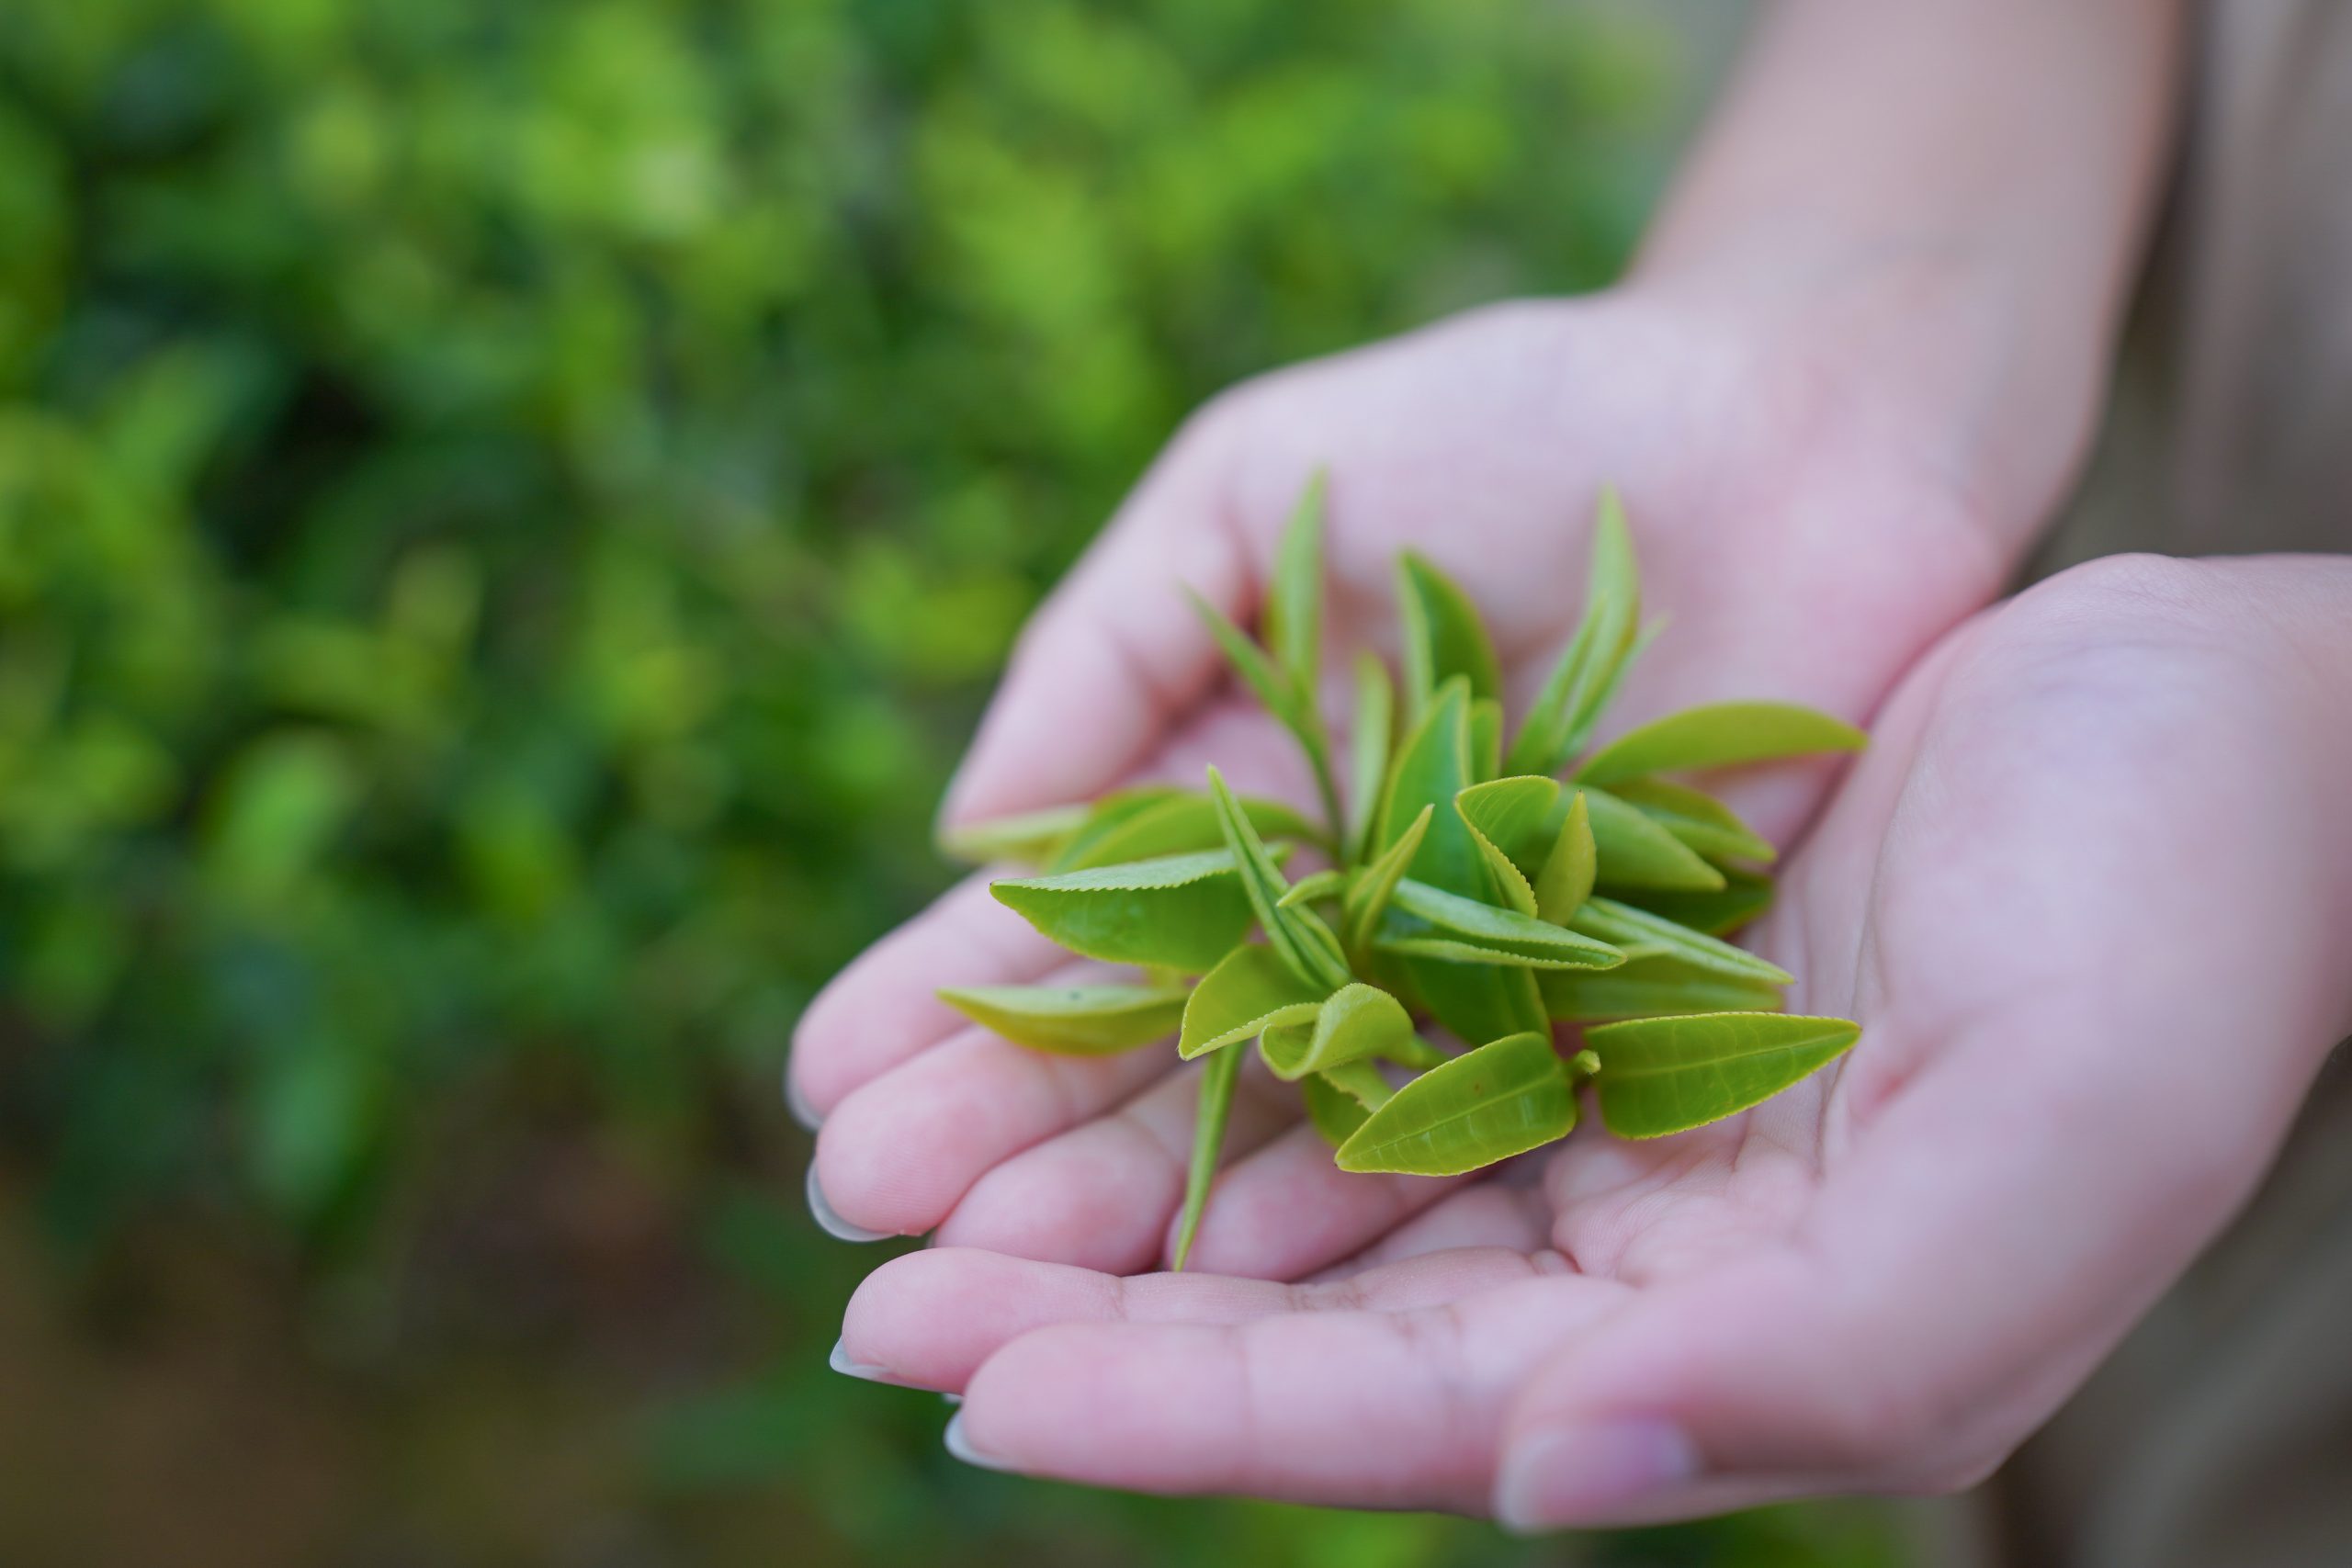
[0,2,1909,1562]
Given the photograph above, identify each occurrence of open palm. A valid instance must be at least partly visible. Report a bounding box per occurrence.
[791,291,2013,1266]
[827,554,2352,1525]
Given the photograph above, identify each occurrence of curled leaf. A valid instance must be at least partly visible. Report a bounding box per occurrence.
[1453,776,1550,915]
[1534,790,1597,923]
[1179,944,1329,1060]
[1588,1012,1860,1138]
[1453,776,1559,873]
[1303,1071,1374,1147]
[1259,982,1418,1080]
[939,982,1192,1055]
[1319,1059,1395,1110]
[1335,1031,1576,1176]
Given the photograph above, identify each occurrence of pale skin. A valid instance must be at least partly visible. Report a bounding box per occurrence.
[784,0,2352,1530]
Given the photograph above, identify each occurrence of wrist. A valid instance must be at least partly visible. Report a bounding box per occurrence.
[1621,247,2096,554]
[1624,0,2183,558]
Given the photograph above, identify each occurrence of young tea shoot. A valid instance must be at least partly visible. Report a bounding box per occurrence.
[943,483,1866,1268]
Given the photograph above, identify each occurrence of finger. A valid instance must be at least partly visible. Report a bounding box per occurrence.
[811,970,1209,1239]
[1307,1182,1553,1281]
[931,1050,1305,1271]
[947,1271,1628,1508]
[788,874,1065,1120]
[1173,1123,1470,1280]
[943,418,1260,826]
[1494,570,2351,1530]
[841,1244,1583,1397]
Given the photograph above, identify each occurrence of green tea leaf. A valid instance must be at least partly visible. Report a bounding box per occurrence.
[1173,1042,1244,1270]
[1346,652,1394,863]
[939,982,1193,1055]
[1623,870,1776,936]
[1193,589,1295,721]
[1264,472,1326,693]
[1207,767,1351,989]
[1589,1012,1860,1138]
[1178,943,1329,1059]
[1193,593,1342,835]
[1302,1071,1374,1147]
[940,803,1093,867]
[1375,679,1479,882]
[1469,696,1503,784]
[1582,785,1726,891]
[1570,896,1792,984]
[1320,1059,1395,1110]
[1335,1031,1576,1176]
[1345,804,1430,954]
[1536,955,1783,1023]
[1057,790,1324,870]
[1611,777,1776,864]
[1534,790,1597,923]
[1039,786,1189,871]
[1374,681,1546,1044]
[1457,794,1536,917]
[992,850,1258,972]
[1577,701,1867,787]
[1454,775,1561,874]
[1383,879,1627,964]
[1258,1018,1312,1071]
[1378,879,1623,970]
[1396,554,1502,724]
[1277,869,1347,908]
[1507,489,1642,776]
[1259,982,1418,1080]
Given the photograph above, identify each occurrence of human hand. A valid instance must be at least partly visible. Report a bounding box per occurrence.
[791,276,2043,1258]
[833,553,2352,1525]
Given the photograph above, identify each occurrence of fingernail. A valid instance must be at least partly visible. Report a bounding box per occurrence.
[943,1411,1012,1472]
[806,1163,889,1243]
[1494,1418,1700,1533]
[784,1065,822,1132]
[829,1337,894,1382]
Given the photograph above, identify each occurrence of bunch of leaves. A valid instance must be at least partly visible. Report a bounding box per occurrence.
[943,485,1866,1268]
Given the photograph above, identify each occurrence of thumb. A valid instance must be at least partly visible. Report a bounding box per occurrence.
[941,412,1259,828]
[1489,998,2283,1532]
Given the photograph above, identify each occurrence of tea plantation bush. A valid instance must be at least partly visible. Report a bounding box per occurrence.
[0,3,1907,1563]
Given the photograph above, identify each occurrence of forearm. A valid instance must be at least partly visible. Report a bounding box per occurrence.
[1634,0,2186,542]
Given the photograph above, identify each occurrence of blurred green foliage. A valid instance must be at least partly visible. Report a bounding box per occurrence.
[0,0,1909,1562]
